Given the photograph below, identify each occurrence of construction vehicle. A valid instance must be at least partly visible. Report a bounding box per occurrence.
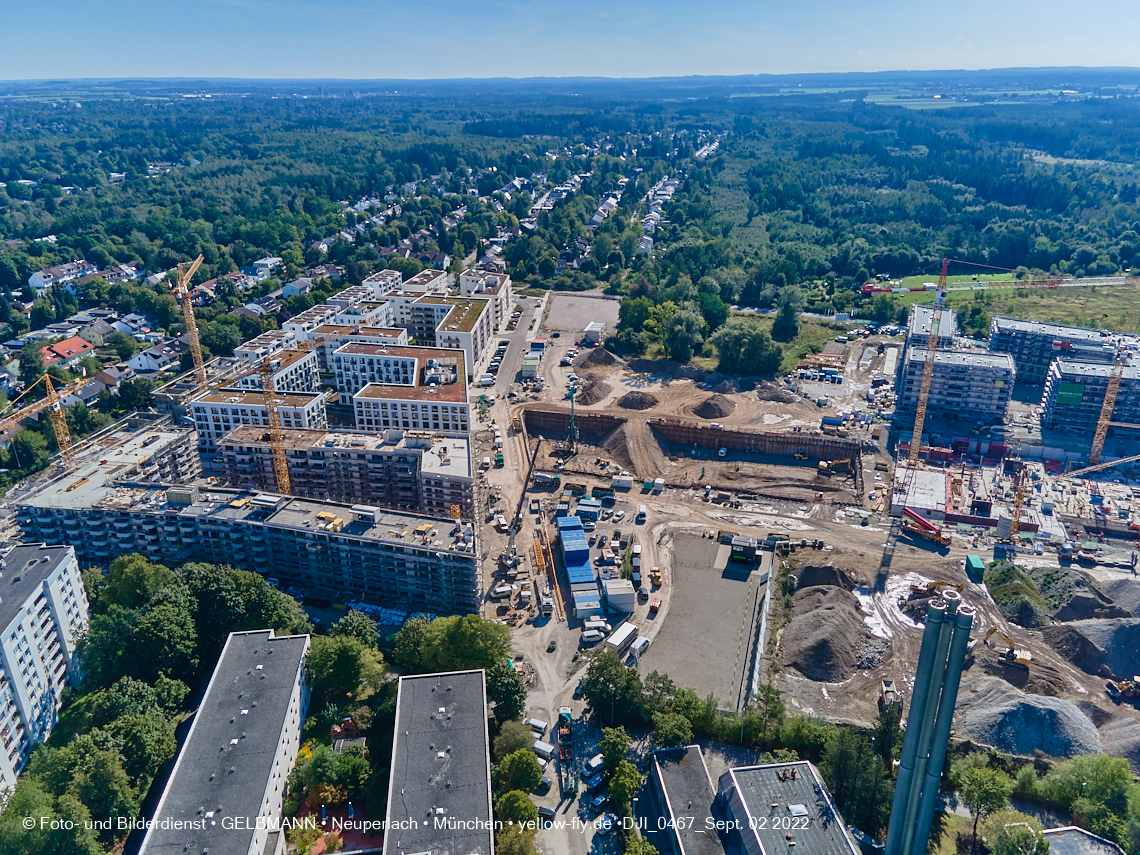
[794,451,808,460]
[557,707,578,795]
[900,507,951,547]
[817,458,851,475]
[908,258,949,467]
[1106,677,1139,702]
[909,579,964,596]
[880,679,902,710]
[650,566,663,587]
[0,374,86,464]
[169,254,207,390]
[983,625,1032,670]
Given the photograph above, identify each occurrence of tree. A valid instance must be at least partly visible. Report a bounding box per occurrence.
[581,652,644,726]
[101,554,177,610]
[115,378,154,411]
[958,764,1013,852]
[91,675,164,725]
[390,614,429,669]
[133,601,199,682]
[495,790,539,830]
[305,635,385,703]
[417,614,510,673]
[494,720,536,762]
[663,305,705,363]
[495,826,538,855]
[624,835,661,855]
[331,609,378,648]
[652,712,693,748]
[981,810,1048,855]
[618,296,652,332]
[600,726,632,772]
[486,660,527,723]
[709,318,783,376]
[609,760,642,807]
[67,750,139,844]
[18,340,45,388]
[106,331,141,361]
[500,749,543,794]
[104,713,177,787]
[8,428,50,472]
[771,285,804,341]
[0,779,102,855]
[871,702,902,772]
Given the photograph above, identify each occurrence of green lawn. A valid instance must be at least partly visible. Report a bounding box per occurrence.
[693,314,847,374]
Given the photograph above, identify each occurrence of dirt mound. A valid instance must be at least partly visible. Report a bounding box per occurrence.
[600,424,635,472]
[617,391,659,410]
[713,379,740,394]
[692,394,736,419]
[754,381,799,404]
[1043,625,1111,676]
[1098,717,1140,774]
[957,677,1102,758]
[575,377,612,406]
[1100,578,1140,616]
[794,564,858,591]
[579,347,618,368]
[779,586,877,682]
[1061,619,1140,678]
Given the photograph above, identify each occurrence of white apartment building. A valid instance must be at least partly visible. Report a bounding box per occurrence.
[139,630,310,855]
[361,268,404,295]
[236,349,321,394]
[310,324,408,372]
[0,544,89,794]
[191,388,328,454]
[353,368,470,434]
[332,344,463,405]
[459,268,513,331]
[430,297,494,376]
[234,329,299,363]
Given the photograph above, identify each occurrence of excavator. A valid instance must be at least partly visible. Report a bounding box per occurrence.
[817,458,851,475]
[984,625,1032,670]
[909,579,964,596]
[1106,676,1139,702]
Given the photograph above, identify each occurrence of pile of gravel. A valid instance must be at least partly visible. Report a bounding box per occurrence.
[692,394,736,419]
[580,348,618,368]
[779,586,875,682]
[754,381,799,404]
[1098,717,1140,774]
[1063,618,1140,677]
[1101,578,1140,616]
[957,677,1102,758]
[617,391,659,410]
[575,378,612,405]
[713,379,740,394]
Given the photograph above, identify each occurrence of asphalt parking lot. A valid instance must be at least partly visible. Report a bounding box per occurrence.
[636,533,768,712]
[545,294,621,336]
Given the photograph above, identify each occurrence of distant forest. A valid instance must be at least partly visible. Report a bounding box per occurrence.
[2,86,1139,318]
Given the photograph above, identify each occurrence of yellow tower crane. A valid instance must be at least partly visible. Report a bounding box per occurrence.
[1088,352,1125,467]
[170,255,207,391]
[258,359,292,495]
[1009,469,1027,540]
[0,375,86,463]
[907,258,949,467]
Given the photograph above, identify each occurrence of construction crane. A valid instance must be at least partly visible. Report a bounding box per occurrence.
[258,359,292,495]
[907,257,949,467]
[1008,469,1027,540]
[0,374,86,463]
[169,255,206,391]
[1088,353,1126,466]
[1061,450,1140,479]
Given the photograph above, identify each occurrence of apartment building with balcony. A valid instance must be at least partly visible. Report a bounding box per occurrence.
[139,630,309,855]
[332,343,465,405]
[191,389,327,456]
[1041,359,1140,436]
[0,544,89,794]
[308,324,408,371]
[989,316,1121,384]
[218,427,473,517]
[895,349,1015,424]
[236,349,321,394]
[459,267,513,331]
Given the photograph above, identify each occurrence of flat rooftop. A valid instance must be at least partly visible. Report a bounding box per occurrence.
[354,382,468,405]
[333,343,463,366]
[436,298,490,333]
[1053,360,1140,380]
[904,350,1015,370]
[402,269,448,290]
[992,315,1122,344]
[0,544,74,631]
[653,746,720,855]
[909,304,958,339]
[384,671,493,855]
[193,388,323,407]
[719,761,861,855]
[1044,827,1127,855]
[312,324,406,339]
[139,630,309,855]
[891,465,949,513]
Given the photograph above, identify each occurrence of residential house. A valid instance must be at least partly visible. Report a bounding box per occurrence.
[78,319,116,347]
[93,364,135,389]
[61,380,107,408]
[112,313,152,338]
[128,339,187,373]
[282,277,314,299]
[27,261,98,291]
[307,263,344,282]
[40,336,95,368]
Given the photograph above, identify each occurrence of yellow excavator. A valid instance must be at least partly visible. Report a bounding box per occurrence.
[909,579,965,596]
[1106,677,1139,702]
[984,625,1032,670]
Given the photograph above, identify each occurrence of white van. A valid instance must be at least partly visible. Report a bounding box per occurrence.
[524,718,549,737]
[629,636,650,657]
[584,619,612,634]
[482,456,492,469]
[480,374,495,386]
[533,740,556,761]
[636,505,647,523]
[581,629,605,645]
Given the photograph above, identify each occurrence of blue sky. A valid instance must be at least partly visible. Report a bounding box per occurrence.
[2,0,1138,80]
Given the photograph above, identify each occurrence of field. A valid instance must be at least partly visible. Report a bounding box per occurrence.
[690,315,849,374]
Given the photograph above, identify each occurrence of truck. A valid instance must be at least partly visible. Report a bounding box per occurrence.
[495,453,504,467]
[480,374,495,386]
[533,472,559,486]
[606,621,639,655]
[636,505,647,523]
[557,707,577,795]
[900,507,951,547]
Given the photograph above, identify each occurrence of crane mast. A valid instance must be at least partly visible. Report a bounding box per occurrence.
[259,360,292,495]
[171,255,206,391]
[907,258,948,467]
[1088,353,1124,466]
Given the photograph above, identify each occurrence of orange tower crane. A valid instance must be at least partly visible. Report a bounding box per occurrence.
[1088,353,1125,467]
[170,255,206,391]
[907,258,949,467]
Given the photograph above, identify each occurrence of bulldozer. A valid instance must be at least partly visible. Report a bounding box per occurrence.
[984,625,1031,670]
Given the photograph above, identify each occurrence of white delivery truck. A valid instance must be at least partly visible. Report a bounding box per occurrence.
[533,740,556,761]
[605,621,639,655]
